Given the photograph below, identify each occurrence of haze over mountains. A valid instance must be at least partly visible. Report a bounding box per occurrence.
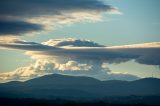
[0,74,160,100]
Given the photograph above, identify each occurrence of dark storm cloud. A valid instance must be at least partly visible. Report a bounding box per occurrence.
[0,0,117,36]
[0,0,113,17]
[0,20,43,36]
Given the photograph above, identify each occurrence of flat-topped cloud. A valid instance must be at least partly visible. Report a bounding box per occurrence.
[0,38,160,65]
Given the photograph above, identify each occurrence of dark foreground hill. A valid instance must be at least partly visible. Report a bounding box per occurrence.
[0,74,160,105]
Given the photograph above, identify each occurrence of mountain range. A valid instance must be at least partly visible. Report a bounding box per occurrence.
[0,74,160,100]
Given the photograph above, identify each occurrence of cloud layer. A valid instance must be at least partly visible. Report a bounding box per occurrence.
[0,0,120,36]
[0,38,159,82]
[1,38,160,65]
[1,38,159,65]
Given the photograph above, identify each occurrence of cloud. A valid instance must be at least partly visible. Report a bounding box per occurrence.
[0,0,114,17]
[92,71,139,81]
[0,59,138,82]
[109,42,160,65]
[0,38,58,51]
[0,38,136,64]
[0,20,43,36]
[26,44,160,66]
[0,38,160,65]
[0,59,93,81]
[109,42,160,48]
[42,38,104,47]
[1,38,159,82]
[0,0,120,36]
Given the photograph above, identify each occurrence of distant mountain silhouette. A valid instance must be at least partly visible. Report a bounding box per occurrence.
[0,74,160,100]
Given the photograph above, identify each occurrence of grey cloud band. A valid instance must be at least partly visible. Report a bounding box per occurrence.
[0,38,159,66]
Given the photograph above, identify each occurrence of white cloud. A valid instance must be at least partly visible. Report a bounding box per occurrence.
[0,59,92,81]
[57,61,91,71]
[0,59,138,82]
[109,42,160,48]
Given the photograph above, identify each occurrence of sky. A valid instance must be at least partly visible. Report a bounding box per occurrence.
[0,0,160,82]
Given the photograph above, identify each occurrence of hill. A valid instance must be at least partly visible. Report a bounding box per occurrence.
[0,74,160,100]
